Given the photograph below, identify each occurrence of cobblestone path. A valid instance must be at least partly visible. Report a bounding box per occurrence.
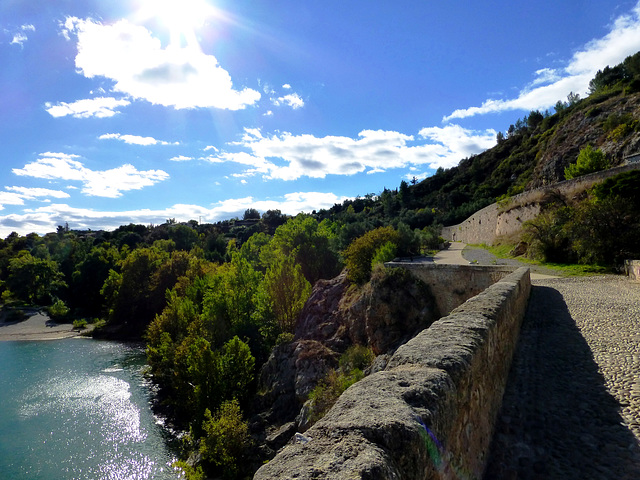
[484,275,640,479]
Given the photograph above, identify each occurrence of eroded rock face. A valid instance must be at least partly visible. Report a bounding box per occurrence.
[255,267,438,432]
[530,94,640,188]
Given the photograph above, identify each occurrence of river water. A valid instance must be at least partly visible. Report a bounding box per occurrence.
[0,338,181,480]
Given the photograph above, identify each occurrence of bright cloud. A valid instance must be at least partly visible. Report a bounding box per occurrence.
[45,97,131,118]
[12,152,169,198]
[99,133,176,145]
[444,3,640,121]
[210,125,496,180]
[10,24,35,46]
[0,186,69,210]
[273,93,305,109]
[0,192,349,237]
[170,155,193,162]
[61,17,261,110]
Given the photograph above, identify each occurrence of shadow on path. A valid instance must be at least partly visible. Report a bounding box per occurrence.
[484,285,640,479]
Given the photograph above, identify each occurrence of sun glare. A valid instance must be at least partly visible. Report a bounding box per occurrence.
[134,0,219,48]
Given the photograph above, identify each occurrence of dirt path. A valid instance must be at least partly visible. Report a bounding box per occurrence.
[484,276,640,479]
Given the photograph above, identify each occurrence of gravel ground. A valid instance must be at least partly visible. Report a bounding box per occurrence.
[484,275,640,479]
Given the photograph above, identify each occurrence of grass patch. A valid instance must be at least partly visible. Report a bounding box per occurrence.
[470,243,607,276]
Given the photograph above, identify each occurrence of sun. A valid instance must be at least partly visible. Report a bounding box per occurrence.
[134,0,219,48]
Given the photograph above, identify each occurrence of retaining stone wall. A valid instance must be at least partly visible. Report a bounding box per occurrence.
[254,267,531,480]
[625,260,640,282]
[384,262,517,317]
[442,162,640,245]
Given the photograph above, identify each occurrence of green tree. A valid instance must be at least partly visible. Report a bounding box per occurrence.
[243,208,261,220]
[6,252,66,304]
[564,145,609,180]
[261,214,340,284]
[343,226,401,284]
[200,399,250,479]
[260,255,311,333]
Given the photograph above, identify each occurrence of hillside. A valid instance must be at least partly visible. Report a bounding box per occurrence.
[316,51,640,230]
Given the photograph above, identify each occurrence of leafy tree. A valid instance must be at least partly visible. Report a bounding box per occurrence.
[261,214,341,285]
[103,246,171,335]
[343,226,401,284]
[200,399,250,479]
[260,255,311,334]
[201,254,263,347]
[243,208,261,220]
[564,145,609,179]
[6,252,66,304]
[71,244,120,315]
[168,224,200,251]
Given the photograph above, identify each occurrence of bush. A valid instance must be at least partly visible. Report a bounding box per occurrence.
[564,145,609,180]
[343,226,401,284]
[370,241,397,268]
[308,345,374,423]
[48,299,70,320]
[73,319,88,330]
[199,399,250,479]
[339,344,374,372]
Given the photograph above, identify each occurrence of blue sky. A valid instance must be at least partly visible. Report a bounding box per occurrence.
[1,0,640,237]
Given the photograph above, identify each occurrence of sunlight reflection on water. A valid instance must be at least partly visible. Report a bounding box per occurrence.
[0,340,179,480]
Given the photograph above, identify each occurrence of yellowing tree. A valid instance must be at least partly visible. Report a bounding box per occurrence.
[262,256,311,333]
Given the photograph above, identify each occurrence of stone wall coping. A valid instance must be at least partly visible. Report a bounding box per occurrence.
[254,267,531,479]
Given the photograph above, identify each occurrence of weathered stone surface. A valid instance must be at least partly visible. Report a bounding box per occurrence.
[254,268,531,479]
[256,267,438,431]
[625,260,640,281]
[386,262,518,316]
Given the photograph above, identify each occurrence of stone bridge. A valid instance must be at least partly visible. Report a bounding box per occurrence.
[255,265,531,479]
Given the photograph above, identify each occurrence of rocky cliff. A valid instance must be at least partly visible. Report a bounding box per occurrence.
[251,267,438,458]
[530,92,640,188]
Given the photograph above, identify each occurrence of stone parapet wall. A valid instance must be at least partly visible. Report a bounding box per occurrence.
[625,260,640,281]
[442,162,640,245]
[254,267,531,480]
[384,262,517,317]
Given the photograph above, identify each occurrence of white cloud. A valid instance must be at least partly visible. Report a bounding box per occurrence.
[61,17,260,110]
[45,97,131,118]
[5,186,70,199]
[10,24,35,46]
[0,191,25,210]
[282,84,292,89]
[0,192,350,237]
[12,152,169,198]
[0,186,69,210]
[272,92,305,109]
[170,155,193,162]
[209,125,496,180]
[444,2,640,121]
[99,133,177,145]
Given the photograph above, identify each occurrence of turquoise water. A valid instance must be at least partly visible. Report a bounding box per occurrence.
[0,339,180,480]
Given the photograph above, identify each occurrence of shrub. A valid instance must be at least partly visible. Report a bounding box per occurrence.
[564,145,609,180]
[73,319,88,330]
[339,344,374,372]
[48,299,70,320]
[370,241,397,268]
[308,345,374,423]
[199,399,250,479]
[307,368,364,423]
[343,226,401,284]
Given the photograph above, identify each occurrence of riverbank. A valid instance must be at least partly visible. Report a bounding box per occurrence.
[0,309,91,341]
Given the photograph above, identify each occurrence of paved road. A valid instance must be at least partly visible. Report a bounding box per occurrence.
[435,242,558,279]
[484,276,640,479]
[433,241,469,265]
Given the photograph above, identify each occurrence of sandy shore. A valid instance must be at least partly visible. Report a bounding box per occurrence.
[0,310,88,341]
